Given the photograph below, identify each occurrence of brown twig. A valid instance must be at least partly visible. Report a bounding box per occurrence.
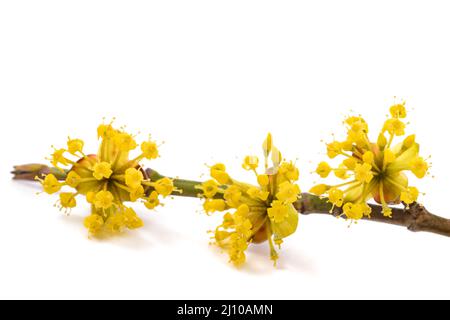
[298,193,450,237]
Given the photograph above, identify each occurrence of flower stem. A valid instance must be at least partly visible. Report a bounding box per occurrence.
[12,163,450,237]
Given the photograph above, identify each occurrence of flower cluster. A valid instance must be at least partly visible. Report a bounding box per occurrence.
[310,103,429,219]
[36,121,176,236]
[198,134,301,266]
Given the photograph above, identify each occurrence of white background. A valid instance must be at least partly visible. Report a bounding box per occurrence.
[1,1,449,299]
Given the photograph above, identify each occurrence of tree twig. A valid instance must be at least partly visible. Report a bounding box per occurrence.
[11,164,450,238]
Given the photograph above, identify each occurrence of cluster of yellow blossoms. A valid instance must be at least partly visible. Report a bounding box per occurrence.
[310,103,429,220]
[36,122,176,236]
[198,134,301,266]
[28,102,431,267]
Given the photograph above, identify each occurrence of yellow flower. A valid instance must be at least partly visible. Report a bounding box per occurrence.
[242,156,259,171]
[247,187,270,201]
[198,180,219,198]
[141,141,159,159]
[36,174,62,194]
[316,162,332,178]
[125,168,144,190]
[93,162,113,180]
[144,191,160,210]
[67,138,84,155]
[390,102,407,118]
[267,201,289,223]
[327,141,342,158]
[203,199,227,213]
[200,134,300,266]
[278,162,300,181]
[60,192,77,209]
[37,121,172,236]
[153,177,175,197]
[383,118,405,136]
[65,171,82,188]
[94,190,114,209]
[343,202,371,220]
[84,214,104,235]
[400,187,419,205]
[257,174,269,186]
[276,181,300,203]
[113,132,137,152]
[312,103,428,221]
[334,164,350,179]
[354,163,374,183]
[328,188,344,208]
[409,157,429,178]
[210,163,231,185]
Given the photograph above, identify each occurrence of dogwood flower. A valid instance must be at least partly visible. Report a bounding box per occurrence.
[36,121,177,236]
[197,134,301,266]
[310,102,429,219]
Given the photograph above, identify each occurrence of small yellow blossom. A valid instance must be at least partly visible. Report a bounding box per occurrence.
[343,202,371,220]
[362,151,374,164]
[198,180,219,198]
[410,157,429,178]
[316,162,332,178]
[276,181,300,203]
[65,171,82,188]
[268,201,289,223]
[242,156,259,171]
[328,188,344,208]
[93,162,113,180]
[390,102,407,118]
[382,206,392,218]
[401,187,419,205]
[36,174,62,194]
[130,185,145,202]
[343,157,357,170]
[141,141,159,159]
[199,134,301,266]
[334,164,349,179]
[278,162,300,181]
[84,214,104,235]
[210,163,231,185]
[60,192,77,209]
[354,163,374,183]
[327,141,342,158]
[203,199,227,213]
[123,207,144,229]
[247,187,270,201]
[125,168,144,190]
[113,132,137,152]
[383,118,405,136]
[67,138,84,155]
[144,191,160,210]
[153,177,174,197]
[37,121,172,236]
[312,102,428,221]
[94,190,114,209]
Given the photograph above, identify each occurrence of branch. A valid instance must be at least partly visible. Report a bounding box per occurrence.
[298,193,450,237]
[12,164,450,238]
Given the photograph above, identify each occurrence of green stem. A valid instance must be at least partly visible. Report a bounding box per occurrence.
[145,168,203,198]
